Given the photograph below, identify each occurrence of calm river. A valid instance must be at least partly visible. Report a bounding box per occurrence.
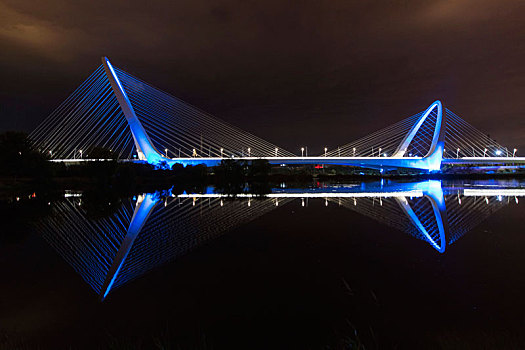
[1,179,525,349]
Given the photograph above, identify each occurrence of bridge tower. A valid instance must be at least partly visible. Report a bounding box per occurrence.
[101,57,164,163]
[395,100,446,171]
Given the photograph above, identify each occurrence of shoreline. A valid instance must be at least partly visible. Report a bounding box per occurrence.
[1,171,525,198]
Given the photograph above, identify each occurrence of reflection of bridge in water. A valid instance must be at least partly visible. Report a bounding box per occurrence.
[35,181,524,300]
[30,57,525,172]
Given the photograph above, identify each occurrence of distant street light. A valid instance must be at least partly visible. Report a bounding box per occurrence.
[324,147,328,157]
[353,147,356,157]
[378,148,382,157]
[248,147,251,157]
[514,148,517,157]
[49,150,52,157]
[483,148,487,157]
[301,147,304,157]
[456,148,460,158]
[275,147,278,156]
[165,148,168,157]
[220,148,224,157]
[495,150,502,156]
[79,149,83,159]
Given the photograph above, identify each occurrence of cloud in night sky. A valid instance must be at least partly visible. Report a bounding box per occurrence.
[1,0,524,152]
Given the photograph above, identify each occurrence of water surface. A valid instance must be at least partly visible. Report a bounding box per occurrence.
[1,179,525,349]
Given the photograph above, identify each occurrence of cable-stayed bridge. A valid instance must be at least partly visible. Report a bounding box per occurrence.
[30,57,525,172]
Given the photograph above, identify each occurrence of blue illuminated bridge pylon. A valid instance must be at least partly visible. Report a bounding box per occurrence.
[30,57,524,172]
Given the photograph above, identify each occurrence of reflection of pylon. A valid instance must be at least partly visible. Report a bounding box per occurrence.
[37,194,292,300]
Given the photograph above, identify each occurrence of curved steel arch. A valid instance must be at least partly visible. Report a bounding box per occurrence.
[393,100,444,158]
[396,182,449,253]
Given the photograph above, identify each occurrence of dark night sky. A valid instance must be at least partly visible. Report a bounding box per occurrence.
[1,0,524,153]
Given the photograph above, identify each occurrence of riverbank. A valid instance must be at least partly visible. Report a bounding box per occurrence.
[2,169,525,201]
